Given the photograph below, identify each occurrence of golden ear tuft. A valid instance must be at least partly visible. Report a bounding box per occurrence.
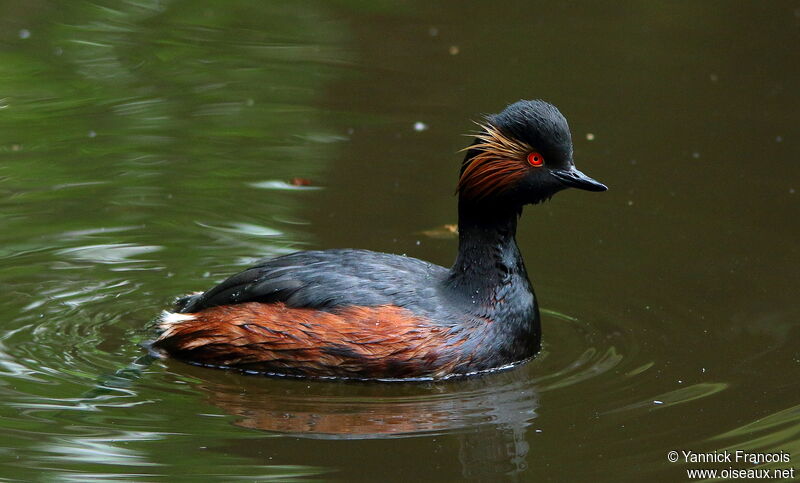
[457,122,532,201]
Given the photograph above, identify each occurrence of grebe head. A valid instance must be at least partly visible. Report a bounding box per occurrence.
[458,99,607,206]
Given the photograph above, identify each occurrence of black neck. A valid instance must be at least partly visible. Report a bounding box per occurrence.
[444,200,528,299]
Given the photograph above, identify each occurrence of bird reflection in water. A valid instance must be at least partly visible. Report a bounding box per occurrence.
[180,364,539,478]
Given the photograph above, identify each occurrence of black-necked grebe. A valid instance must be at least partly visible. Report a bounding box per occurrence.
[153,100,607,379]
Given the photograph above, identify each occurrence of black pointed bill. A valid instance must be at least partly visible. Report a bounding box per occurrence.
[551,168,608,192]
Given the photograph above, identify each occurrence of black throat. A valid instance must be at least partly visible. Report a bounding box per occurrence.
[444,200,529,301]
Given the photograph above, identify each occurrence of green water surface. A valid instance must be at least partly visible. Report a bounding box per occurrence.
[0,1,798,481]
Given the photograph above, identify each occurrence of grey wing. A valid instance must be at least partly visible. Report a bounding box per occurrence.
[177,249,448,313]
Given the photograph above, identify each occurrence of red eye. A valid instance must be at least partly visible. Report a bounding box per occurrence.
[527,152,544,167]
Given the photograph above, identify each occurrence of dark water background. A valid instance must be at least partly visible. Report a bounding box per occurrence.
[1,1,798,480]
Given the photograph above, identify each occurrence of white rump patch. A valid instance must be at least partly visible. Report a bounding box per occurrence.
[159,311,195,326]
